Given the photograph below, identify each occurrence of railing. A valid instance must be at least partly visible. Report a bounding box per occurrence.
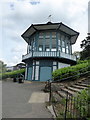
[45,66,90,119]
[22,51,76,61]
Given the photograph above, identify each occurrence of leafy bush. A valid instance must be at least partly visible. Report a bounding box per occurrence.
[0,69,25,80]
[74,88,90,117]
[77,59,90,64]
[52,60,89,81]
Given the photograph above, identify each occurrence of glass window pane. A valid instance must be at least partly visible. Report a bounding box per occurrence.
[62,40,65,47]
[38,38,43,46]
[39,46,43,51]
[62,48,65,52]
[52,38,56,48]
[51,48,57,51]
[36,61,39,65]
[53,62,57,65]
[45,47,50,51]
[33,61,35,65]
[39,32,44,38]
[52,32,56,38]
[61,35,64,41]
[45,38,50,51]
[58,46,61,51]
[66,48,69,54]
[45,32,50,38]
[58,62,70,69]
[45,38,50,46]
[58,39,61,46]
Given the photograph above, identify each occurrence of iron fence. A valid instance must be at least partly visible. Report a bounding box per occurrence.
[50,89,89,119]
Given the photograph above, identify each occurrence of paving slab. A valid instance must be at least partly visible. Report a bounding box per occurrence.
[2,80,53,118]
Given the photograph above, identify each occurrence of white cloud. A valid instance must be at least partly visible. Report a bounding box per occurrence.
[1,0,89,66]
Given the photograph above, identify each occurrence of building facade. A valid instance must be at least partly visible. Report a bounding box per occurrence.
[21,22,79,81]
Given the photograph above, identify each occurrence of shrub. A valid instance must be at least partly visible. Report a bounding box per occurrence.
[0,69,25,80]
[52,61,89,81]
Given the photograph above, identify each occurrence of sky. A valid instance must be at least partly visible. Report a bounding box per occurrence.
[0,0,89,66]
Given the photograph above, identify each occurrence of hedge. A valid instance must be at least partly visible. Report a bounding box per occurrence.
[52,60,90,81]
[0,69,25,80]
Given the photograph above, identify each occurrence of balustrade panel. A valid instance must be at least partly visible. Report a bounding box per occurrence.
[22,51,76,61]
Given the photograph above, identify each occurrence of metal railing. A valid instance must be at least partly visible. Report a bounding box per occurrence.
[45,66,90,119]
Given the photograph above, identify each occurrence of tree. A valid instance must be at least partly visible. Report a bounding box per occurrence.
[0,60,7,73]
[80,33,90,60]
[73,51,80,60]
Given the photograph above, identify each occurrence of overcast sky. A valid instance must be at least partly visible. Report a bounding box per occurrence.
[0,0,89,66]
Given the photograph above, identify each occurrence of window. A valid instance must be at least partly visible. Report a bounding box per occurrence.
[61,35,65,53]
[45,47,50,51]
[58,62,70,69]
[45,32,50,38]
[58,33,61,51]
[45,38,50,51]
[62,47,65,53]
[53,61,57,71]
[39,45,43,51]
[31,37,36,51]
[53,62,57,65]
[33,61,35,65]
[52,32,56,38]
[38,38,43,51]
[51,48,57,51]
[52,38,56,51]
[66,45,69,54]
[66,37,70,54]
[36,61,39,65]
[39,32,44,39]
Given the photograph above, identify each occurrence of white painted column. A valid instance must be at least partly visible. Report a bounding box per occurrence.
[25,65,28,80]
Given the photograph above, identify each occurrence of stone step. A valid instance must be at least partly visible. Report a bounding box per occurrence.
[57,91,67,98]
[81,79,90,85]
[66,86,81,93]
[62,87,76,96]
[71,84,87,89]
[75,83,89,87]
[52,92,62,102]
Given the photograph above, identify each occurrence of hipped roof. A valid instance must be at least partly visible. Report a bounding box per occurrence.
[21,22,79,45]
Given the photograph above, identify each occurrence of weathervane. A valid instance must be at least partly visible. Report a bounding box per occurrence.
[48,15,52,22]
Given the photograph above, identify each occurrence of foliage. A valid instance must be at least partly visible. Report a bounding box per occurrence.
[52,60,89,81]
[77,59,90,64]
[56,88,90,119]
[74,88,90,118]
[0,69,25,80]
[0,60,7,73]
[80,34,90,60]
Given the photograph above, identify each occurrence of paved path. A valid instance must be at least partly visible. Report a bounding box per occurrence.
[2,80,53,118]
